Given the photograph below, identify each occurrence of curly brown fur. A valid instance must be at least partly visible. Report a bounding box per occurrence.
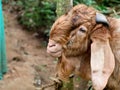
[47,4,120,90]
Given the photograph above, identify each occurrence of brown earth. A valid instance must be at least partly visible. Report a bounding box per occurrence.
[0,7,57,90]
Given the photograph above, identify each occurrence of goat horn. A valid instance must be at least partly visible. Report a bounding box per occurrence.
[96,13,109,26]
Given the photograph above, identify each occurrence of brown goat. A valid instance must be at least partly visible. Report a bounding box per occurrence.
[47,4,120,90]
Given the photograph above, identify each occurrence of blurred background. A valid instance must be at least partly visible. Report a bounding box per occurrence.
[0,0,120,90]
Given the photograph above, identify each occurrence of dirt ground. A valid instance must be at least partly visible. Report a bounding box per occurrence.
[0,7,57,90]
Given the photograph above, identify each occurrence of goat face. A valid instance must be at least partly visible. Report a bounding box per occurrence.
[47,4,96,58]
[64,25,91,57]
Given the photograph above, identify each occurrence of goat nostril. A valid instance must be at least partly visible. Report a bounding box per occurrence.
[49,44,56,47]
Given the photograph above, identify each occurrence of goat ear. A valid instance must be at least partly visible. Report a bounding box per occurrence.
[96,13,109,26]
[90,38,115,90]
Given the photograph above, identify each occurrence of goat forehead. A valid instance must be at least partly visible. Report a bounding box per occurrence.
[50,21,73,37]
[50,4,98,40]
[71,4,96,15]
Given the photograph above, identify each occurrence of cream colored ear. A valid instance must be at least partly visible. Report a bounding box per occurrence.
[91,38,115,90]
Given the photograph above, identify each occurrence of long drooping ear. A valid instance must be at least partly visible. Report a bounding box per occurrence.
[96,13,109,27]
[90,27,115,90]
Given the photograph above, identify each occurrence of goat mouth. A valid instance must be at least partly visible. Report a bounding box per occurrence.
[48,49,61,53]
[47,49,62,57]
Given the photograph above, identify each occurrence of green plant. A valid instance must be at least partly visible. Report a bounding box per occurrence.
[17,0,56,30]
[3,0,56,41]
[3,0,56,39]
[73,0,96,6]
[2,0,9,4]
[73,0,120,18]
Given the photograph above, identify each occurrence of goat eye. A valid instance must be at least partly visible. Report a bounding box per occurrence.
[79,27,86,33]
